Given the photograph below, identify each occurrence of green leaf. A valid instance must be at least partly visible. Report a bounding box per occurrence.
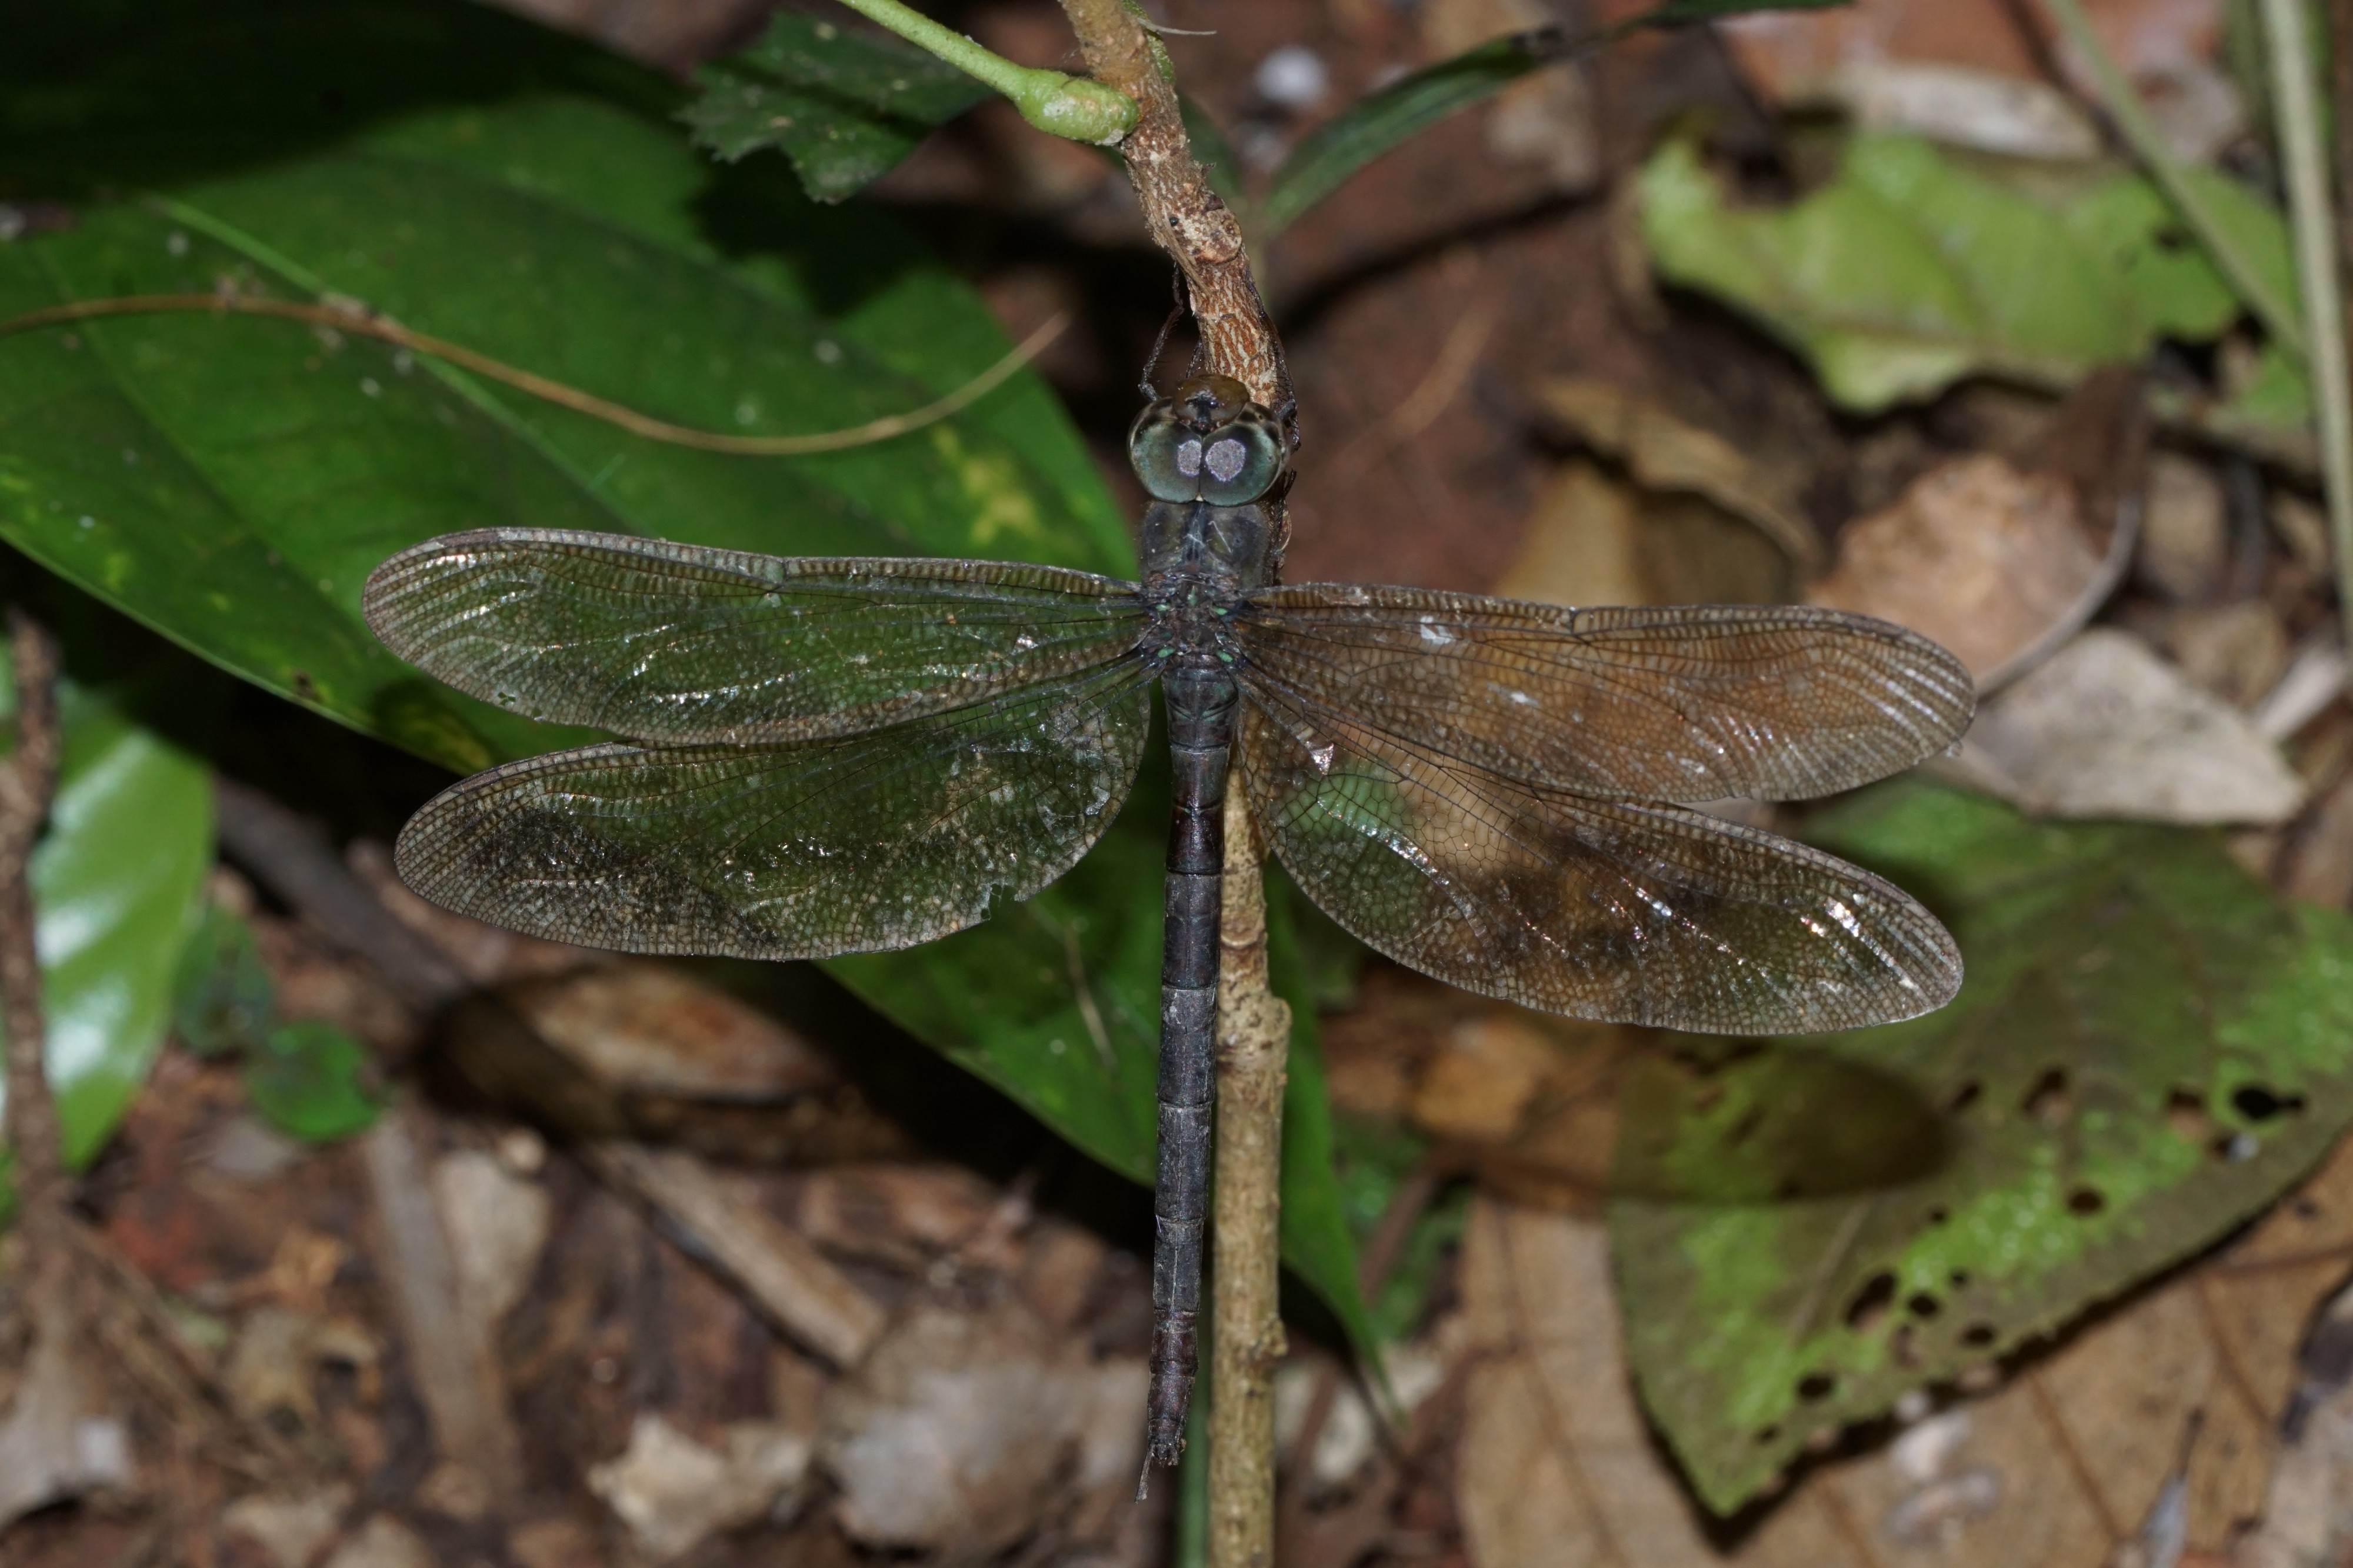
[1612,779,2353,1513]
[0,0,1368,1337]
[244,1019,381,1142]
[1637,133,2295,410]
[682,11,990,202]
[171,905,275,1059]
[1255,0,1852,236]
[0,676,215,1167]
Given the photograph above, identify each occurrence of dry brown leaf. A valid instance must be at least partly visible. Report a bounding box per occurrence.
[1497,459,1794,610]
[2154,602,2293,710]
[819,1302,1142,1556]
[1808,453,2104,684]
[1961,629,2306,824]
[505,962,839,1102]
[1534,379,1822,571]
[2137,452,2231,602]
[588,1413,812,1560]
[1458,1130,2353,1568]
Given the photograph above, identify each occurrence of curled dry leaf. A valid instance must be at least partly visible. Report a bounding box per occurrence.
[819,1301,1144,1556]
[1807,453,2105,685]
[1964,629,2306,824]
[1462,1125,2353,1567]
[504,962,838,1104]
[321,1514,438,1568]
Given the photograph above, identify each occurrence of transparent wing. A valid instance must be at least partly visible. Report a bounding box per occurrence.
[365,528,1148,743]
[394,661,1152,960]
[1237,588,1974,803]
[1240,679,1961,1034]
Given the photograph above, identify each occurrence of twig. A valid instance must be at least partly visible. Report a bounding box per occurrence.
[2037,0,2308,359]
[582,1142,886,1369]
[1058,0,1295,442]
[0,610,64,1227]
[1049,3,1302,1556]
[831,0,1135,143]
[0,294,1069,458]
[214,776,467,1015]
[2259,0,2353,659]
[1207,786,1291,1568]
[359,1098,523,1516]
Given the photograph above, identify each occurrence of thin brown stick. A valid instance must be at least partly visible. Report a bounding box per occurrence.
[1049,4,1300,1553]
[0,294,1068,457]
[1056,0,1294,437]
[1208,782,1291,1568]
[0,610,65,1226]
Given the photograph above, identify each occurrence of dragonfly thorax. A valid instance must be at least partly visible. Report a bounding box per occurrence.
[1138,499,1268,669]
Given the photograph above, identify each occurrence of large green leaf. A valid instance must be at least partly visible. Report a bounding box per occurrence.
[1637,132,2295,410]
[0,667,215,1169]
[1611,780,2353,1513]
[0,0,1371,1340]
[682,11,990,203]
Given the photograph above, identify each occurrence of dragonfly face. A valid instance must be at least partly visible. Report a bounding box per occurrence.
[362,369,1976,1491]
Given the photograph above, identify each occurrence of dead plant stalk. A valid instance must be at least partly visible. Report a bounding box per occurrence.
[1052,4,1295,1562]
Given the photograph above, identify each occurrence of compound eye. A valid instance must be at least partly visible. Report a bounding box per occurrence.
[1196,407,1286,506]
[1129,402,1204,502]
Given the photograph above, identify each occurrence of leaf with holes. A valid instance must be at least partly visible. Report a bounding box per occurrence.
[1611,779,2353,1513]
[682,11,989,202]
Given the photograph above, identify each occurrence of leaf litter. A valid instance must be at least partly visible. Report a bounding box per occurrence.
[12,0,2353,1563]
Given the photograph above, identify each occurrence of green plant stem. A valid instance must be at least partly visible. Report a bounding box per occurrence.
[831,0,1136,142]
[2039,0,2308,360]
[2261,0,2353,653]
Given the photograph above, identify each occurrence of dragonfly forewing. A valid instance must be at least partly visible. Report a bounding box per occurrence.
[1237,590,1974,803]
[365,528,1149,745]
[1238,681,1962,1035]
[395,662,1155,960]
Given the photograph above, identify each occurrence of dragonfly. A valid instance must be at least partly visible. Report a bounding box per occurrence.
[363,372,1973,1483]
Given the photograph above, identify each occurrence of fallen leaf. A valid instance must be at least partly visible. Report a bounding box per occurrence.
[0,1275,136,1531]
[2136,452,2232,602]
[589,1413,812,1560]
[1638,133,2281,412]
[1463,1125,2353,1565]
[1532,379,1823,571]
[505,962,840,1103]
[1496,459,1794,610]
[321,1514,437,1568]
[1815,59,2102,160]
[1964,629,2306,823]
[1612,779,2353,1512]
[820,1301,1141,1555]
[431,1150,551,1326]
[219,1486,354,1568]
[2154,602,2292,711]
[1808,453,2104,683]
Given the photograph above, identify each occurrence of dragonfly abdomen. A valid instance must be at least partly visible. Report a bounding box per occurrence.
[1146,662,1239,1474]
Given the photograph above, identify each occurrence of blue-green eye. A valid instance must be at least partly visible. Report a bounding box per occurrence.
[1195,408,1285,506]
[1128,378,1287,505]
[1129,404,1202,503]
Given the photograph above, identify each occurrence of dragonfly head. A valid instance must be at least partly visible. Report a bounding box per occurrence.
[1130,374,1287,507]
